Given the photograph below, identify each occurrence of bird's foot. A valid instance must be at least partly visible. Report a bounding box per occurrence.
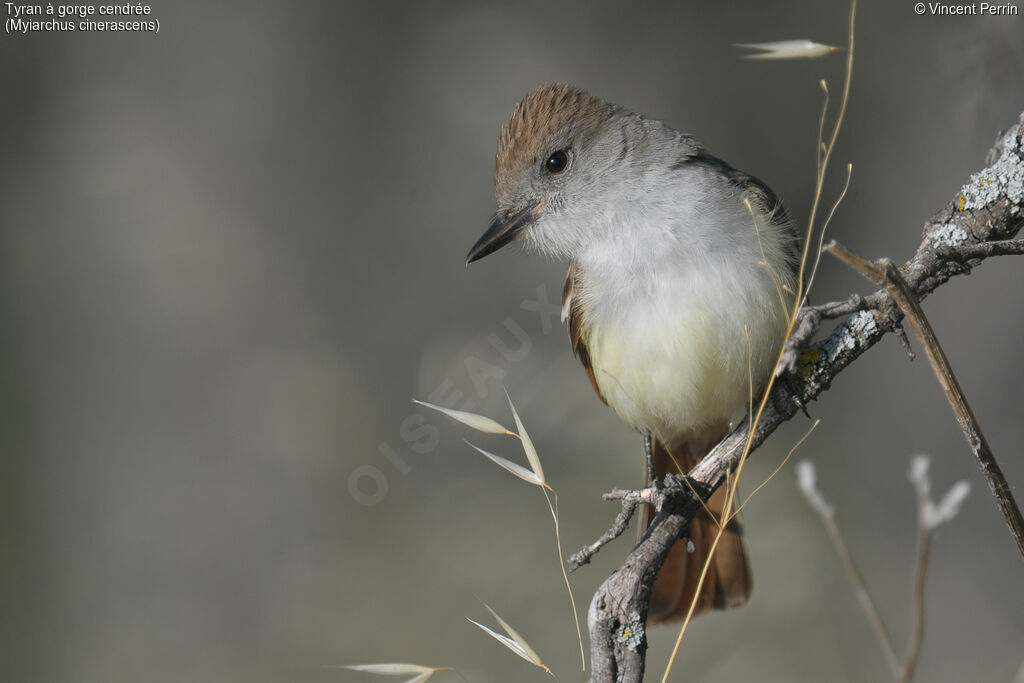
[775,372,811,419]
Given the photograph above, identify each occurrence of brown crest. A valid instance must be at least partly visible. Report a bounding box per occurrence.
[495,84,615,205]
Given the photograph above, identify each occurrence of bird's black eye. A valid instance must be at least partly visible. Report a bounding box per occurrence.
[545,150,569,174]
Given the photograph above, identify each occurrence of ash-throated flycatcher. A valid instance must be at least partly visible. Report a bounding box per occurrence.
[467,84,799,622]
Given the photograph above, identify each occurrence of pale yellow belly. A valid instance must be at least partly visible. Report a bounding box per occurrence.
[585,296,788,444]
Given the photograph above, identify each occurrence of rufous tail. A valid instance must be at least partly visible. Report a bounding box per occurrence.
[644,431,753,624]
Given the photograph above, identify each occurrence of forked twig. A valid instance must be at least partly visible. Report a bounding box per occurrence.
[797,458,970,682]
[568,490,646,570]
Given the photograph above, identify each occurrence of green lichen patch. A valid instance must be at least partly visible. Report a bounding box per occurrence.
[797,348,825,380]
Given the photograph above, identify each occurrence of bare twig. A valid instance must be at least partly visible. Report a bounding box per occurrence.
[568,493,643,570]
[796,461,900,677]
[825,241,1024,559]
[901,461,932,683]
[937,238,1024,260]
[900,528,930,683]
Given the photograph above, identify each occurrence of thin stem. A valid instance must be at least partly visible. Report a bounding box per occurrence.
[738,419,821,514]
[816,80,830,179]
[659,521,728,683]
[899,520,932,682]
[819,510,901,677]
[802,163,853,302]
[543,489,586,675]
[797,0,856,308]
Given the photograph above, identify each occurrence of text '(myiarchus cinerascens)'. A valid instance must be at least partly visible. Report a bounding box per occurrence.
[467,84,799,623]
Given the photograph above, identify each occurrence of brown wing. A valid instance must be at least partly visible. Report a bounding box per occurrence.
[562,262,606,404]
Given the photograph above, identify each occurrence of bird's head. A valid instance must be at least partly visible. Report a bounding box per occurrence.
[467,83,638,264]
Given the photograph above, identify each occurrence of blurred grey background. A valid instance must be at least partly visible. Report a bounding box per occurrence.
[2,1,1023,681]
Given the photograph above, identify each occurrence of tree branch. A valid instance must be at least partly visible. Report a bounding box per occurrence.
[584,113,1024,682]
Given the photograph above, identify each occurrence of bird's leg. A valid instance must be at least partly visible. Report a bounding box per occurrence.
[642,429,658,489]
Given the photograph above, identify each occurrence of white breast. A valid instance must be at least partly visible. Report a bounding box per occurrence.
[573,173,795,445]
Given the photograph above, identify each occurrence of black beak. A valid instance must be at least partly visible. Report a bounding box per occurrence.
[466,201,539,265]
